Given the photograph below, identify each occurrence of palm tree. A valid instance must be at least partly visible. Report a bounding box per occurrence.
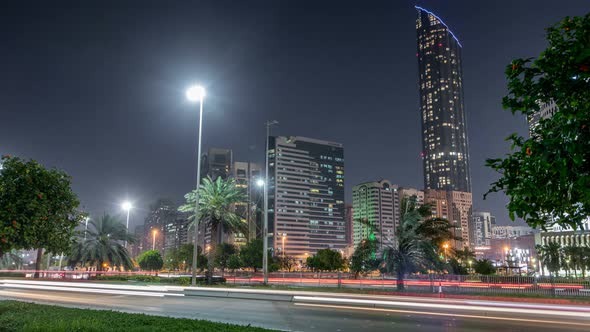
[69,214,135,271]
[416,217,460,249]
[381,197,429,290]
[536,242,562,277]
[179,176,247,283]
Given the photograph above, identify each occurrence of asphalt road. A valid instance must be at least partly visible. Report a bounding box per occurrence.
[1,287,589,331]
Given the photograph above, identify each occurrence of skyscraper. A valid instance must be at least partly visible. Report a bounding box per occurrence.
[416,6,471,193]
[268,136,346,258]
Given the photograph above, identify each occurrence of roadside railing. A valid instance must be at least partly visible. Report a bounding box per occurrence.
[2,269,589,297]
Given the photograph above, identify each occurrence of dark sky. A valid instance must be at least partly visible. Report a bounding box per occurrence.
[2,0,588,229]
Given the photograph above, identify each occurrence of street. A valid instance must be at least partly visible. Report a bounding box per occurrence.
[1,281,589,331]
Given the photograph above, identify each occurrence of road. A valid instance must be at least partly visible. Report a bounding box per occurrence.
[1,281,590,331]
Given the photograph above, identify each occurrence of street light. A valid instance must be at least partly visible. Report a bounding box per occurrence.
[442,243,449,260]
[186,84,206,287]
[256,178,265,187]
[263,120,278,285]
[121,202,132,248]
[152,229,158,250]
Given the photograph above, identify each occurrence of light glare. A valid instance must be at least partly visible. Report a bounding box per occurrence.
[186,85,206,102]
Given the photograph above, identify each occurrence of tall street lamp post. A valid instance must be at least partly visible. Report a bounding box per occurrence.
[152,229,158,250]
[263,120,278,285]
[122,202,132,248]
[186,85,206,286]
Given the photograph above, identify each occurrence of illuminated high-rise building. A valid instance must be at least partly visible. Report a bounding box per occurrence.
[352,180,398,251]
[416,6,471,193]
[267,136,346,259]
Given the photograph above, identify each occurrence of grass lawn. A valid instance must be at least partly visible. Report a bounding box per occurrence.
[0,301,276,332]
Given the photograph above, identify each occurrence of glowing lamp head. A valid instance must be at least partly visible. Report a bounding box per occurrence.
[256,179,265,187]
[186,85,206,102]
[122,201,132,211]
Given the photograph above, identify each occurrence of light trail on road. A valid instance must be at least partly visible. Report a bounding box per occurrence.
[293,302,590,328]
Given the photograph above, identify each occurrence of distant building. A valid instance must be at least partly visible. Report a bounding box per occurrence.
[425,189,472,249]
[164,213,191,253]
[492,225,536,239]
[397,187,424,205]
[130,224,145,257]
[528,100,558,136]
[142,199,191,255]
[471,211,495,248]
[352,180,397,251]
[143,199,177,253]
[231,161,262,246]
[344,204,353,247]
[268,136,346,258]
[203,148,232,180]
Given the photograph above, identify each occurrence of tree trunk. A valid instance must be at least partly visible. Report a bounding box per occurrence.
[207,222,219,285]
[397,269,405,291]
[34,248,43,278]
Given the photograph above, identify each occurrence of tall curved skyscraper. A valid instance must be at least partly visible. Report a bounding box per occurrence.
[415,6,471,193]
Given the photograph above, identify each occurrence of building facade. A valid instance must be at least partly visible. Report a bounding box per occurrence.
[268,136,346,258]
[203,148,232,180]
[425,189,472,248]
[471,211,495,248]
[492,225,535,239]
[416,6,471,193]
[528,100,558,135]
[164,213,191,253]
[344,204,353,247]
[352,180,398,251]
[231,161,262,245]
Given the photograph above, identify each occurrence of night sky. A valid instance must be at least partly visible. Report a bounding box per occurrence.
[2,0,588,229]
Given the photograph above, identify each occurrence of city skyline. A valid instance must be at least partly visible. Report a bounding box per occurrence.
[2,1,587,229]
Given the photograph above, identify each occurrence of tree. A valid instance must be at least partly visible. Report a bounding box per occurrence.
[68,215,135,271]
[0,156,84,277]
[137,250,164,272]
[485,14,590,230]
[350,239,379,278]
[240,239,262,272]
[227,254,242,272]
[415,217,460,248]
[454,247,476,264]
[473,259,496,275]
[381,198,443,290]
[448,258,468,275]
[239,239,264,272]
[306,249,344,272]
[537,242,562,277]
[173,243,207,272]
[214,243,238,275]
[179,176,247,283]
[164,248,181,270]
[0,250,23,269]
[276,255,297,272]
